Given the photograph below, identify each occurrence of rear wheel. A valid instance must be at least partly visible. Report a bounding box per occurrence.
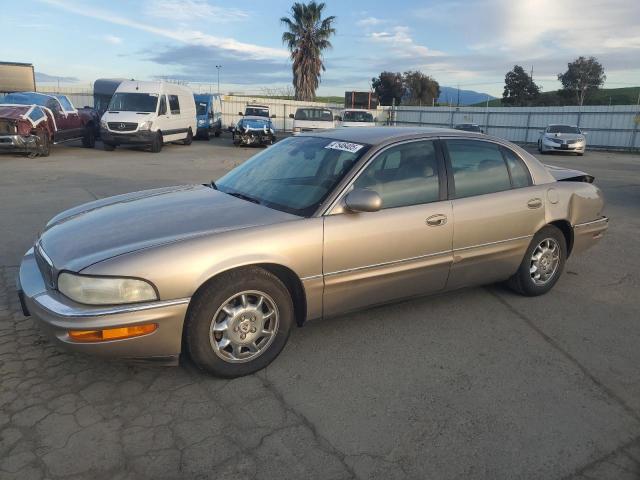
[507,225,567,296]
[82,127,96,148]
[185,267,294,377]
[150,132,163,153]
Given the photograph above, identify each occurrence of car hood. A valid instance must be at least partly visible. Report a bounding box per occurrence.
[38,184,298,272]
[102,111,154,123]
[0,104,31,121]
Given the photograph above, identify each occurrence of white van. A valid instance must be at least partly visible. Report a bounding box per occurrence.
[340,109,376,127]
[289,107,335,134]
[100,81,197,153]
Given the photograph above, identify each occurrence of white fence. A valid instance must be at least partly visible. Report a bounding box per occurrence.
[391,105,640,151]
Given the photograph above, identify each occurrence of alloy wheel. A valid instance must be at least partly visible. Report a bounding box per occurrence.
[530,238,560,285]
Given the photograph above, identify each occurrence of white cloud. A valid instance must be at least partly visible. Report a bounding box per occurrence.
[40,0,286,60]
[368,26,444,59]
[144,0,248,22]
[356,16,384,27]
[103,34,122,45]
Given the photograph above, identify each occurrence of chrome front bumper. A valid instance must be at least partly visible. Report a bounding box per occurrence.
[572,216,608,255]
[0,134,39,153]
[17,249,189,362]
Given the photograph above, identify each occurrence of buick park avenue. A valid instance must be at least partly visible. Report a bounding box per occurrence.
[18,128,608,377]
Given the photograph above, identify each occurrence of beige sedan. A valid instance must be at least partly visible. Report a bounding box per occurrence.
[18,128,608,377]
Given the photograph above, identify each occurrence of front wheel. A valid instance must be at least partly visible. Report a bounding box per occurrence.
[507,225,567,296]
[183,128,193,145]
[82,128,96,148]
[38,131,50,157]
[150,132,163,153]
[185,267,294,377]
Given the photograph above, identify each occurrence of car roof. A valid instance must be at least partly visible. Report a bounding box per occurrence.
[301,126,464,144]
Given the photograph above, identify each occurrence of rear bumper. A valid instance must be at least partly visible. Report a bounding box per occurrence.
[18,248,188,363]
[572,216,608,255]
[100,128,155,145]
[0,134,40,153]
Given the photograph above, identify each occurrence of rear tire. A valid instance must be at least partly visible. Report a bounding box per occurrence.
[185,267,294,377]
[82,127,96,148]
[38,132,50,157]
[103,142,116,151]
[150,132,163,153]
[183,128,193,145]
[507,225,567,296]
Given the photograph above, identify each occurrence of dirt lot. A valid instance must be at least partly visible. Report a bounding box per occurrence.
[1,136,639,479]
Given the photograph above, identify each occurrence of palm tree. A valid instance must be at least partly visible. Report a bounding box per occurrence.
[281,2,336,101]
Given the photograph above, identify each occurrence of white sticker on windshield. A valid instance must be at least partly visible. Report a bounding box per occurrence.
[325,141,364,153]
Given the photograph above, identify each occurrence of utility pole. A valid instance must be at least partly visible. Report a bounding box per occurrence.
[215,65,222,95]
[456,84,460,107]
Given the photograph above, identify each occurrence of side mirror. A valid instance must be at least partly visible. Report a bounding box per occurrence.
[270,114,276,118]
[238,112,243,116]
[289,113,294,119]
[344,189,382,213]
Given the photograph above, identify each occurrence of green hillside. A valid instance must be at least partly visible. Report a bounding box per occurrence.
[470,86,640,107]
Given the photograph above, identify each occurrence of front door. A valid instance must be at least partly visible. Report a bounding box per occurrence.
[442,138,547,289]
[322,139,453,317]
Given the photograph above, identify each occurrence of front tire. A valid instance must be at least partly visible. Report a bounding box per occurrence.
[150,132,163,153]
[38,131,50,157]
[185,267,294,377]
[82,127,96,148]
[183,128,193,145]
[507,225,567,296]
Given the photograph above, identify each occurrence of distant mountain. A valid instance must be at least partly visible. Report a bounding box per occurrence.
[470,86,640,107]
[438,86,495,106]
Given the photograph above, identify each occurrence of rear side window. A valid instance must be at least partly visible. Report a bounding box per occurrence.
[168,95,180,115]
[502,148,531,188]
[446,140,511,198]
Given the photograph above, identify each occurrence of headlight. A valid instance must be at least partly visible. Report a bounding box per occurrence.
[100,119,108,128]
[138,120,153,131]
[198,119,205,126]
[58,272,158,305]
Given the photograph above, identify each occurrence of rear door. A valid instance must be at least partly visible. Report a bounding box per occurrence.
[322,139,453,316]
[443,138,546,289]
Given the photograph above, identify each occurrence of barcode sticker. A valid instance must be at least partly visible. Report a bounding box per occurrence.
[324,141,364,153]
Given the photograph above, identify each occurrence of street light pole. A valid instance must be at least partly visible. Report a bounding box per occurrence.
[215,65,222,95]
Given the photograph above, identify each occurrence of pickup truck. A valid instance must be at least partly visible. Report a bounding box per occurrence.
[0,92,99,156]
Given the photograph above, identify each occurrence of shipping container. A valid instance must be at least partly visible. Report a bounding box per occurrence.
[0,62,36,93]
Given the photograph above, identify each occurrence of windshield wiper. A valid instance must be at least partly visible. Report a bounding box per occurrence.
[226,191,262,205]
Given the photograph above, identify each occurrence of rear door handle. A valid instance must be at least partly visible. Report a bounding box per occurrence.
[527,198,543,209]
[426,214,447,226]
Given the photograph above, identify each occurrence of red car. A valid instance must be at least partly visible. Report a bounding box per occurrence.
[0,92,99,156]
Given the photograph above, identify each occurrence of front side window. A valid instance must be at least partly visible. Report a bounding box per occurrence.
[158,96,167,115]
[446,140,512,198]
[216,136,370,216]
[108,93,159,113]
[353,140,441,209]
[169,95,180,115]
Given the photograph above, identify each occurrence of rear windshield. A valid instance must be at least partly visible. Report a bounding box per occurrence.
[108,93,158,113]
[295,108,333,121]
[547,125,580,134]
[343,111,373,122]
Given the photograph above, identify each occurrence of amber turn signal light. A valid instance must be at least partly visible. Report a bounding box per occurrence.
[68,323,157,342]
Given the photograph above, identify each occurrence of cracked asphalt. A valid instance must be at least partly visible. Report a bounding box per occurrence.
[1,138,639,479]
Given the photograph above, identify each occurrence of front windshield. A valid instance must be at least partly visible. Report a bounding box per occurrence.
[548,125,580,134]
[108,92,158,113]
[245,107,269,117]
[216,136,370,216]
[343,111,373,122]
[239,118,270,129]
[294,108,333,121]
[196,102,208,116]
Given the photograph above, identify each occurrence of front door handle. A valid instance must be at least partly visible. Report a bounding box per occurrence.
[527,198,543,209]
[426,214,448,226]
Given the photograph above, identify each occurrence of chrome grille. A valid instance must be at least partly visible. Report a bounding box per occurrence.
[34,243,56,289]
[107,122,138,132]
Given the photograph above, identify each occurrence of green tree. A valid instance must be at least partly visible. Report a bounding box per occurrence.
[502,65,540,106]
[557,56,606,106]
[281,2,336,101]
[403,70,440,106]
[371,71,405,106]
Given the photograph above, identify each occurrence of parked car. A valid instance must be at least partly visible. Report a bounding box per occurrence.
[100,81,197,153]
[538,124,586,155]
[339,109,375,127]
[290,107,335,133]
[454,123,483,133]
[194,93,222,139]
[17,128,608,377]
[0,92,99,155]
[93,78,127,117]
[232,116,275,146]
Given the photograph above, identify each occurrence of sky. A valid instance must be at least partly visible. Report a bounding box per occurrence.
[2,0,639,97]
